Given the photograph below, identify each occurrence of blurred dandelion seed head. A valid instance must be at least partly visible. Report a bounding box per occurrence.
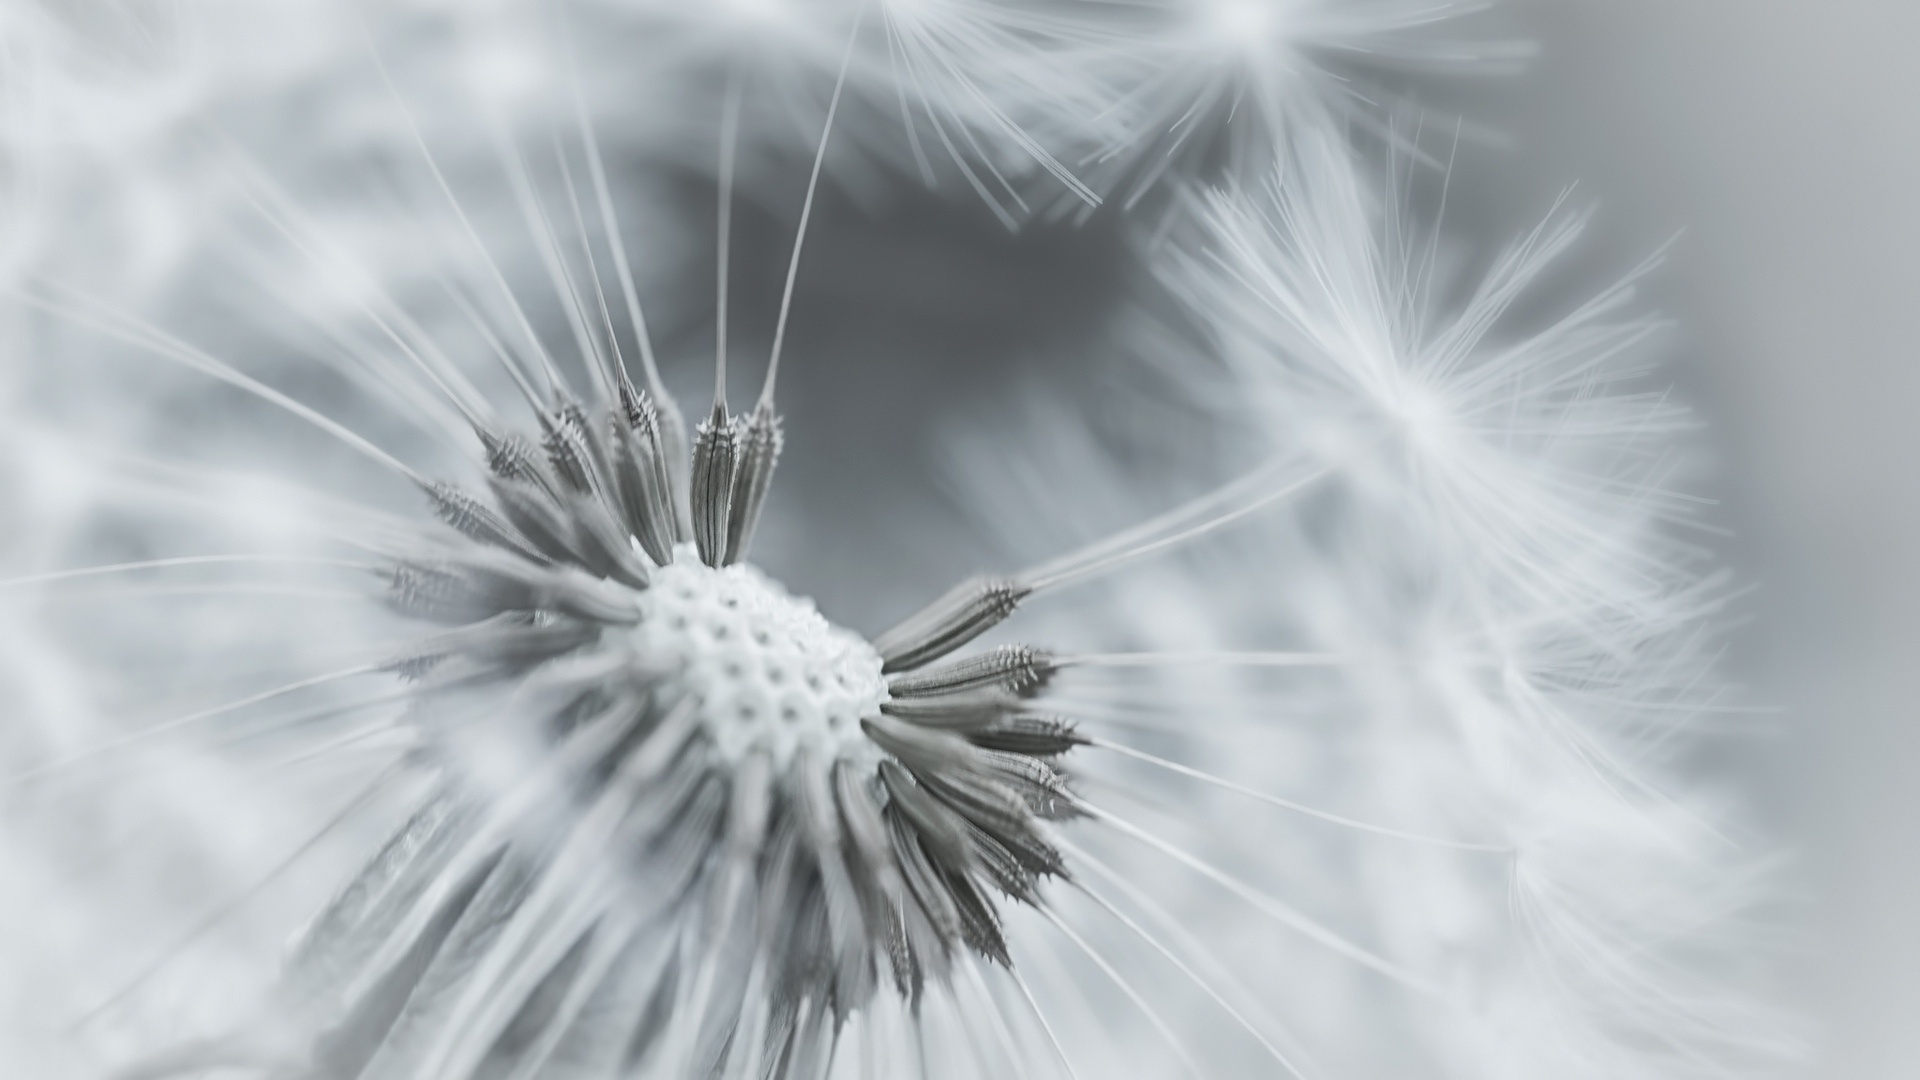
[1196,0,1292,51]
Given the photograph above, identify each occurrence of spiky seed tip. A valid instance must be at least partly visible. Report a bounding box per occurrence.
[873,573,1032,673]
[886,644,1056,699]
[690,402,739,568]
[540,402,599,494]
[479,429,551,490]
[419,480,540,560]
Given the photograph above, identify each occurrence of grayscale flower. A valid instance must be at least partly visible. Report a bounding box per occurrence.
[0,2,1794,1079]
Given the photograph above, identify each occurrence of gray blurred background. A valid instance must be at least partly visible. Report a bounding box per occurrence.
[1469,2,1920,1076]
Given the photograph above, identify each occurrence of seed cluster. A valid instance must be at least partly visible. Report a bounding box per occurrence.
[317,386,1084,1077]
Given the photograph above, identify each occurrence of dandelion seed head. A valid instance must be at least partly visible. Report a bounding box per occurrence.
[0,0,1799,1075]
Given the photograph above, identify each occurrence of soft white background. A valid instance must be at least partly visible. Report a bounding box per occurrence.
[1486,3,1920,1076]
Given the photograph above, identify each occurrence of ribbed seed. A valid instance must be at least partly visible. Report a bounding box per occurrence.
[723,404,782,566]
[560,487,651,589]
[542,402,599,494]
[964,715,1083,757]
[880,687,1025,727]
[654,394,692,543]
[420,480,540,560]
[613,388,679,566]
[886,645,1054,699]
[690,403,739,568]
[480,429,553,492]
[874,575,1030,674]
[489,476,583,566]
